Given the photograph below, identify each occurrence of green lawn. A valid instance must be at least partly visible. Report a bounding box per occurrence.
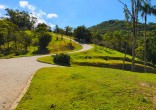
[37,55,53,64]
[38,45,156,73]
[16,66,156,110]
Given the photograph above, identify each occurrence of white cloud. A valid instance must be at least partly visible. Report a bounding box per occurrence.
[47,13,58,19]
[19,1,58,27]
[0,5,6,10]
[37,19,46,24]
[19,1,36,11]
[36,10,46,18]
[31,11,47,24]
[48,23,56,29]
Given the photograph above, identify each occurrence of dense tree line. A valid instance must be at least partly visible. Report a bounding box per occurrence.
[0,9,52,56]
[53,25,92,43]
[120,0,156,72]
[89,19,156,67]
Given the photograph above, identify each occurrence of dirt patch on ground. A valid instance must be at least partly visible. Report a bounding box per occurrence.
[140,82,150,88]
[139,82,156,88]
[139,82,156,105]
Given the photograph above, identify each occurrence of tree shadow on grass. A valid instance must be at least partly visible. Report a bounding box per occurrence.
[73,61,156,74]
[33,48,50,55]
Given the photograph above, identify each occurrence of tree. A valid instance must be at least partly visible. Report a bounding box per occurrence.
[54,25,59,33]
[145,31,156,65]
[139,1,156,72]
[20,31,32,52]
[119,0,150,72]
[0,20,18,55]
[0,21,7,48]
[65,26,73,36]
[36,23,51,33]
[35,23,52,50]
[74,26,92,43]
[38,32,52,50]
[12,31,32,55]
[5,8,36,30]
[53,25,65,35]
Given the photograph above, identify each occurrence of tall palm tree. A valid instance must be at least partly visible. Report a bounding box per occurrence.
[131,0,146,72]
[140,1,156,73]
[119,0,151,72]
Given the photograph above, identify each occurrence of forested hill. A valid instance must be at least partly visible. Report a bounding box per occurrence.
[89,20,156,34]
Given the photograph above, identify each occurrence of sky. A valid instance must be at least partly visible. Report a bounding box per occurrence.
[0,0,156,29]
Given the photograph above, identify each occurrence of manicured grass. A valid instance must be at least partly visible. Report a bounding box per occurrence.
[37,55,53,64]
[37,45,128,65]
[16,66,156,110]
[70,46,156,73]
[38,45,156,73]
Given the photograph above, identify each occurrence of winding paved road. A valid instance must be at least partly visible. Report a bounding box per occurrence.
[0,38,92,110]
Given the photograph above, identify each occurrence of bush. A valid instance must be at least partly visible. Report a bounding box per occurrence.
[68,43,74,50]
[39,32,52,50]
[53,53,70,66]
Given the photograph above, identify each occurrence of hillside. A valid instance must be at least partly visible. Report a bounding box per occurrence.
[89,20,156,34]
[38,45,156,73]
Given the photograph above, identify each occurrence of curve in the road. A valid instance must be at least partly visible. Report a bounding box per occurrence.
[0,38,92,110]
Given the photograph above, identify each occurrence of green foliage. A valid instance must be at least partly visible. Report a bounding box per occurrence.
[35,23,51,32]
[5,8,36,30]
[89,20,156,34]
[146,31,156,65]
[65,26,73,36]
[74,26,92,43]
[53,53,70,66]
[38,32,52,50]
[53,25,65,35]
[89,20,156,65]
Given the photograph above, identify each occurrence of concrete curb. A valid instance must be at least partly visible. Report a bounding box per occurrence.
[8,71,36,110]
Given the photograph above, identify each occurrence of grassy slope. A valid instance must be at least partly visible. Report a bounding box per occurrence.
[71,46,156,73]
[47,33,82,53]
[37,45,125,63]
[16,67,156,110]
[38,45,156,73]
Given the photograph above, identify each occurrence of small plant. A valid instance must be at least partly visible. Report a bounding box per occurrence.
[68,43,74,50]
[53,53,70,66]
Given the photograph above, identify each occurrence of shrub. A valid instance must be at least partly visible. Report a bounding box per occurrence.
[68,43,74,50]
[53,53,70,66]
[39,32,52,50]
